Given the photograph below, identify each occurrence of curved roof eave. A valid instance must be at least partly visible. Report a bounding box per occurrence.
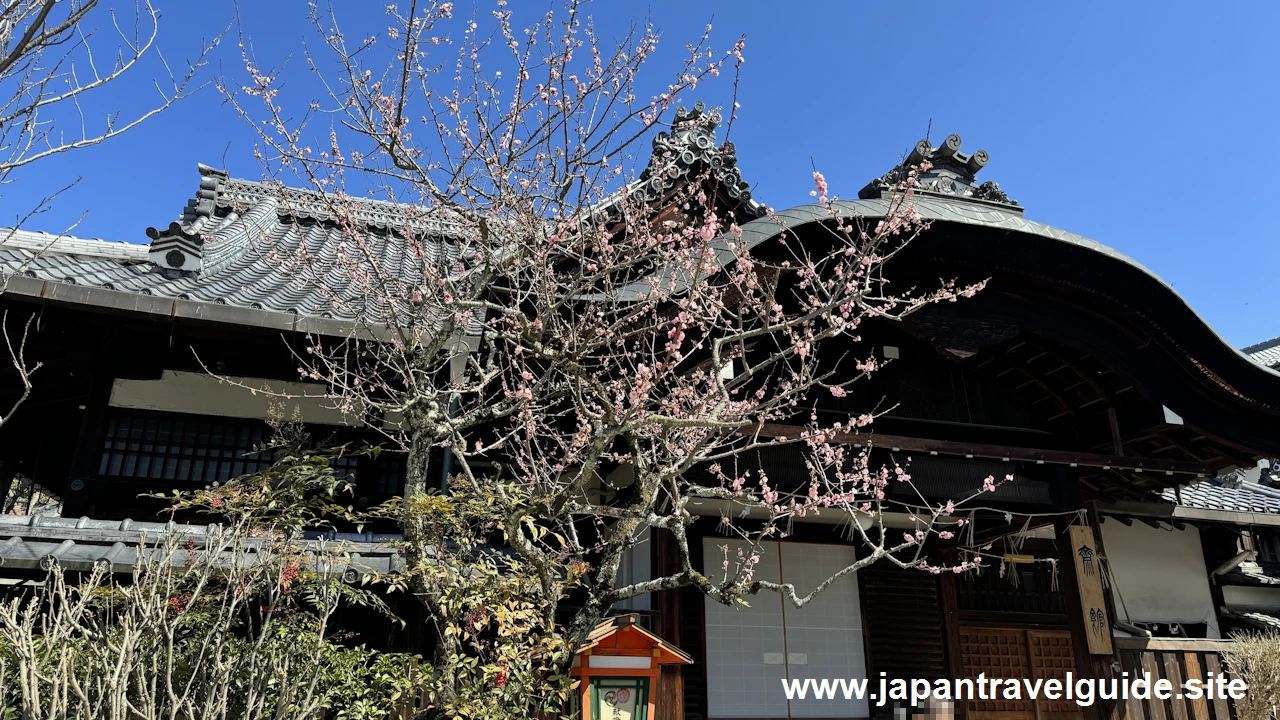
[731,197,1280,381]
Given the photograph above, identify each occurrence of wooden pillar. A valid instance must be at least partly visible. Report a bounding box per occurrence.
[1089,502,1128,690]
[1089,504,1131,720]
[654,528,684,720]
[940,548,967,720]
[62,374,113,518]
[579,667,592,720]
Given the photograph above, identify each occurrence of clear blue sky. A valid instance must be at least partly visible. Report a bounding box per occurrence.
[6,1,1278,347]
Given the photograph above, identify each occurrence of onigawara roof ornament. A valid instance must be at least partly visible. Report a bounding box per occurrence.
[636,101,767,220]
[146,222,203,277]
[859,133,1020,213]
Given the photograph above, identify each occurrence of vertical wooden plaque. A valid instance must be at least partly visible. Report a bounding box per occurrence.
[1069,525,1113,655]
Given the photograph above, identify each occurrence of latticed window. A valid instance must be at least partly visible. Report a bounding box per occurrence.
[98,411,273,485]
[96,409,405,495]
[375,451,407,495]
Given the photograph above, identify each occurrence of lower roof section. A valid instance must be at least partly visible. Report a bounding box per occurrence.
[0,513,404,577]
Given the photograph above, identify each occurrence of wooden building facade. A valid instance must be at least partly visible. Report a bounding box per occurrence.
[3,118,1280,720]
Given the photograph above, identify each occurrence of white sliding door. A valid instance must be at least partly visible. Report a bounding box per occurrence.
[703,538,868,719]
[613,528,651,612]
[779,542,868,718]
[703,538,790,718]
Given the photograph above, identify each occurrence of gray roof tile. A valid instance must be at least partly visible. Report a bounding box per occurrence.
[1162,479,1280,515]
[0,165,476,329]
[0,228,150,261]
[1223,608,1280,630]
[0,107,767,333]
[1245,337,1280,369]
[0,514,403,576]
[1224,561,1280,586]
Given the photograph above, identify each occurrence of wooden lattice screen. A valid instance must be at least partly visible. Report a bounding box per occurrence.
[961,626,1083,720]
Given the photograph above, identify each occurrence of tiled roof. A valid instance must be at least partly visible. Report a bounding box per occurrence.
[0,514,403,577]
[1245,337,1280,369]
[1223,561,1280,586]
[0,228,149,262]
[1162,479,1280,515]
[1223,608,1280,631]
[0,103,766,334]
[0,166,473,328]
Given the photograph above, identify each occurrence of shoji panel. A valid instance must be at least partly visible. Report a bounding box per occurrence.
[702,539,867,719]
[702,538,789,718]
[614,528,651,612]
[779,542,868,719]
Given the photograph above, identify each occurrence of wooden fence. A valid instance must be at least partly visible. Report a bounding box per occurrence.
[1115,637,1236,720]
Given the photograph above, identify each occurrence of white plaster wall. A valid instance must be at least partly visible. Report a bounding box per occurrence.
[110,370,359,426]
[1100,520,1220,637]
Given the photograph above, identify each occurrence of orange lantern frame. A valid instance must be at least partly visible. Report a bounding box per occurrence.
[570,614,692,720]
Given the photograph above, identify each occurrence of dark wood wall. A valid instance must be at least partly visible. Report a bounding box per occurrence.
[859,562,950,719]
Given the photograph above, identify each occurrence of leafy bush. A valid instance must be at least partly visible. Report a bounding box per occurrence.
[0,441,422,720]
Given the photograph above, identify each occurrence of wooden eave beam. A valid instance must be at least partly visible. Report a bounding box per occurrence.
[1099,469,1165,502]
[747,423,1214,479]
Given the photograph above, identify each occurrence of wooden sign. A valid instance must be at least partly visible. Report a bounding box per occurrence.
[1069,525,1113,655]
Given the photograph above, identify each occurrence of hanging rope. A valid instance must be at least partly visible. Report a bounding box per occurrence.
[959,548,1059,587]
[1007,516,1033,555]
[1103,554,1135,624]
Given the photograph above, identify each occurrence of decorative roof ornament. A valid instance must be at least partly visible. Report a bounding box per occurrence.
[636,101,767,219]
[179,163,474,238]
[181,163,227,223]
[1259,459,1280,489]
[145,221,203,277]
[1218,466,1247,490]
[859,133,1020,213]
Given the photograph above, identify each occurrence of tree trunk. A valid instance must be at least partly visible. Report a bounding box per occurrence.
[401,431,459,702]
[402,430,432,542]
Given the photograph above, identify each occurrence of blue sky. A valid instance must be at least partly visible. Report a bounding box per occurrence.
[5,1,1278,347]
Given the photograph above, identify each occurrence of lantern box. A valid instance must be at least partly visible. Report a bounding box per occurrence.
[570,614,692,720]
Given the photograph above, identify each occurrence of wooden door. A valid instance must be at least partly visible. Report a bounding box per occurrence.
[961,627,1083,720]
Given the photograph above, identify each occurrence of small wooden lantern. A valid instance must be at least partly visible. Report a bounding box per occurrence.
[570,614,692,720]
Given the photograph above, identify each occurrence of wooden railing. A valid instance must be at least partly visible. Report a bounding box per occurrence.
[1115,637,1236,720]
